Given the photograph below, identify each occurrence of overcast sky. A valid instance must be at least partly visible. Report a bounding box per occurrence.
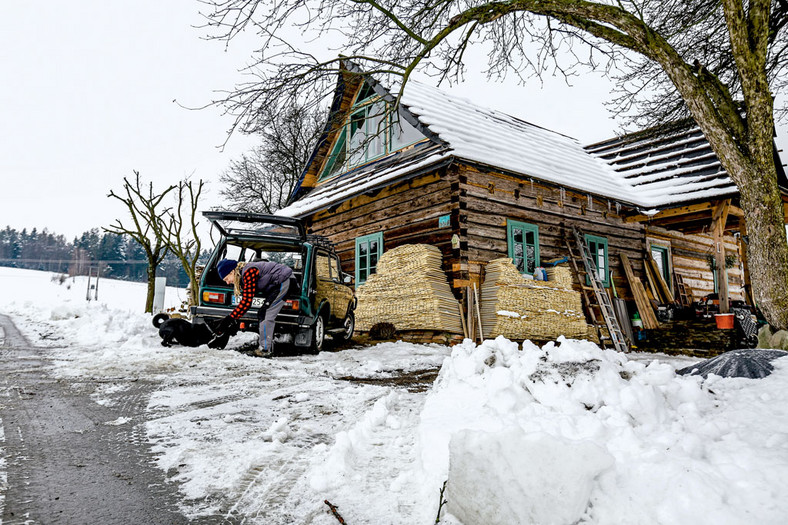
[2,1,786,241]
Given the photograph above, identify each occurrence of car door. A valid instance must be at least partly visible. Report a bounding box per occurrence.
[328,253,353,322]
[314,250,334,318]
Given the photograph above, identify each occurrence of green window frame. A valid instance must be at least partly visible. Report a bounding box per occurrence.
[355,232,383,285]
[585,234,610,287]
[506,220,540,274]
[318,82,425,181]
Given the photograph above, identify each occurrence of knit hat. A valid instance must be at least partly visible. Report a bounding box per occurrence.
[216,259,238,279]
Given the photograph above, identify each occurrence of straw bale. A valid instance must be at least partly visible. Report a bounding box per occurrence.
[355,244,463,333]
[481,258,593,341]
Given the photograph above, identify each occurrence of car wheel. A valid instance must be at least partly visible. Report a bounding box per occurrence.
[310,314,326,354]
[341,311,355,341]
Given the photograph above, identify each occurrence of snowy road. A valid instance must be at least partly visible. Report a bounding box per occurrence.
[1,307,449,524]
[0,314,199,524]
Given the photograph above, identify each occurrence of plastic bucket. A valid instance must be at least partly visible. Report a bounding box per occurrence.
[715,313,735,329]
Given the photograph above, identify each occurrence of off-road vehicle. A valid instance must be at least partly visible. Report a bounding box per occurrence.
[191,212,356,354]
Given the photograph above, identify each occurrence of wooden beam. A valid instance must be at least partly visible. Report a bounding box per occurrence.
[712,199,731,313]
[624,202,713,223]
[739,219,755,306]
[624,201,743,225]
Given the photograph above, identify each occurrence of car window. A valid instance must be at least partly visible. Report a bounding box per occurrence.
[330,256,341,282]
[316,253,331,280]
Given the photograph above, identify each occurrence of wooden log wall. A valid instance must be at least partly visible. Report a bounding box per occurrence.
[644,225,744,302]
[305,167,460,280]
[455,164,646,302]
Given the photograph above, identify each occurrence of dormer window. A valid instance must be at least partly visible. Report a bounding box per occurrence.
[319,82,425,181]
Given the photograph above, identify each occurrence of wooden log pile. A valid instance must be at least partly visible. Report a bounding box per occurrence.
[355,244,464,333]
[480,258,595,341]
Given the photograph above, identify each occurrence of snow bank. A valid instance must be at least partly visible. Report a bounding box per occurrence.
[414,336,788,524]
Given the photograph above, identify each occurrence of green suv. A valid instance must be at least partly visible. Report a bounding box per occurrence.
[191,212,356,354]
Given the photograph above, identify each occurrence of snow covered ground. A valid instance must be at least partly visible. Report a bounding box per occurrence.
[1,266,788,524]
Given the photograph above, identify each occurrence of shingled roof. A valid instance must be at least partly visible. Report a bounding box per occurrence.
[585,120,788,209]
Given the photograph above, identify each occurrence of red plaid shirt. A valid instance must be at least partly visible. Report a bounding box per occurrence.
[229,267,260,319]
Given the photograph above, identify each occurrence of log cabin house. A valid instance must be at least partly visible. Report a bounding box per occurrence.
[277,62,788,346]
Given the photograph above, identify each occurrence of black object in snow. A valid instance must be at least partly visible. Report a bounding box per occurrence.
[677,349,788,379]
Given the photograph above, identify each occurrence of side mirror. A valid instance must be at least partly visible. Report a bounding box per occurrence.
[343,274,353,284]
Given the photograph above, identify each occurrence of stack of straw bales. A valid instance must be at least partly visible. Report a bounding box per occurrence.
[355,244,463,333]
[480,258,595,341]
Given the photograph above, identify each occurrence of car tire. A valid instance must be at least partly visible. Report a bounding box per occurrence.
[341,311,355,341]
[310,314,326,354]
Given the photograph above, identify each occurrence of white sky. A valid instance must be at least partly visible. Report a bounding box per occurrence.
[1,1,786,241]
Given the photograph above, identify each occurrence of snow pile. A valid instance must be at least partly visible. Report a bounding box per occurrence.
[3,267,788,524]
[414,336,788,525]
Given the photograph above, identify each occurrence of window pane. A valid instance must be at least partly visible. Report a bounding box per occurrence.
[316,255,331,279]
[514,257,524,273]
[370,247,379,269]
[513,227,523,244]
[360,268,367,283]
[349,109,367,166]
[526,246,536,273]
[359,242,368,257]
[514,243,523,259]
[326,128,347,178]
[367,101,386,159]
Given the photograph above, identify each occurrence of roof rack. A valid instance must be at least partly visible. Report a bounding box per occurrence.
[307,234,337,252]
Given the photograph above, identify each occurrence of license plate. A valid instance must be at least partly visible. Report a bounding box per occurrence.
[231,295,266,307]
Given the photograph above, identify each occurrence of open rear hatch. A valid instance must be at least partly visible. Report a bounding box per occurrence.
[204,211,306,241]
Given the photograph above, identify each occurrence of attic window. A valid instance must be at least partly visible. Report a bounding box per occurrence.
[318,82,424,181]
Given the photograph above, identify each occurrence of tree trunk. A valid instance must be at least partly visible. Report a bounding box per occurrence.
[736,158,788,330]
[145,265,156,314]
[188,273,199,308]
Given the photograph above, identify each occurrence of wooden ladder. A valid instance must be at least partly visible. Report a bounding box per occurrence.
[674,273,693,307]
[566,227,629,353]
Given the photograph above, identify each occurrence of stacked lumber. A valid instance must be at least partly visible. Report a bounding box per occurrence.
[545,265,574,289]
[354,244,463,333]
[480,258,595,341]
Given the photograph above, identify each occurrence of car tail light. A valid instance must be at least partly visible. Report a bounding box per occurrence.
[239,322,246,329]
[203,291,226,304]
[284,299,300,310]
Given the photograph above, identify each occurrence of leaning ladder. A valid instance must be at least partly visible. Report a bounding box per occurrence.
[571,227,629,353]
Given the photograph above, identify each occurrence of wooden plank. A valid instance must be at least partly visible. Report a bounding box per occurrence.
[642,258,662,303]
[620,254,660,329]
[645,254,674,303]
[739,219,754,306]
[624,202,713,223]
[712,199,731,313]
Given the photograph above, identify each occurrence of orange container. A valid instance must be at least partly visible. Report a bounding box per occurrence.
[715,313,735,329]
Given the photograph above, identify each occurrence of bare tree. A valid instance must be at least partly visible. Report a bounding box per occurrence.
[155,178,205,307]
[220,104,324,213]
[199,0,788,330]
[105,171,174,313]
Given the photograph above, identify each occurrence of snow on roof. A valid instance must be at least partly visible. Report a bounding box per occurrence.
[284,75,747,217]
[398,81,642,203]
[277,143,452,218]
[585,125,739,208]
